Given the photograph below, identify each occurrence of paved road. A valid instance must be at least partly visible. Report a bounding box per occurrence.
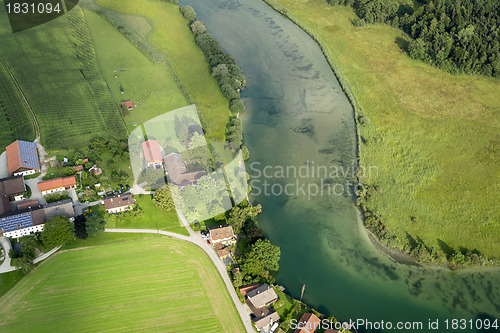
[106,226,255,333]
[0,237,14,273]
[33,246,62,264]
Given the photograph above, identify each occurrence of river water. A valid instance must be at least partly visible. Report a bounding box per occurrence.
[179,0,500,331]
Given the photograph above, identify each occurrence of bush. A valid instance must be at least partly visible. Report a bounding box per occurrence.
[229,99,245,114]
[191,21,206,35]
[180,6,196,23]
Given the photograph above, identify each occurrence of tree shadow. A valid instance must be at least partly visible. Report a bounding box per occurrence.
[395,36,409,53]
[437,238,454,257]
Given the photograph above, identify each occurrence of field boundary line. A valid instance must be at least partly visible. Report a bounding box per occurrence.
[0,55,40,139]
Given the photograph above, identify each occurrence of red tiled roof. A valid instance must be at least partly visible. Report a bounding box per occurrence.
[209,225,235,242]
[38,176,76,192]
[142,140,162,164]
[294,313,321,333]
[74,165,83,172]
[6,140,39,174]
[239,283,260,296]
[121,101,134,108]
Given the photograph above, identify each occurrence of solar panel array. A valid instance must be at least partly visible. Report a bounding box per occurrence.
[18,140,39,169]
[0,212,33,233]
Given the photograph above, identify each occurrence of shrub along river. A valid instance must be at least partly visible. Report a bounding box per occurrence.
[180,0,500,331]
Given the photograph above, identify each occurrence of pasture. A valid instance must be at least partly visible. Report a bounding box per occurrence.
[268,0,500,258]
[85,10,188,131]
[0,236,245,332]
[0,5,126,152]
[95,0,231,141]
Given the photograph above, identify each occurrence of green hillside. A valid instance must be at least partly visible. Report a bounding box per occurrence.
[0,4,126,151]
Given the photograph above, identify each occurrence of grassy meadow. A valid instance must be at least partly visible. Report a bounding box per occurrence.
[0,236,245,332]
[0,5,126,152]
[85,10,188,131]
[94,0,231,141]
[102,195,189,236]
[267,0,500,258]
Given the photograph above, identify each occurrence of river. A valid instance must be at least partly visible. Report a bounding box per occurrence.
[179,0,500,331]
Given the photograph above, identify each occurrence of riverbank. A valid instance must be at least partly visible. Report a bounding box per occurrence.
[261,0,500,268]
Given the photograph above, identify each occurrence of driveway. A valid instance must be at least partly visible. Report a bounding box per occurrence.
[24,178,45,203]
[0,236,15,273]
[0,152,9,179]
[106,222,256,333]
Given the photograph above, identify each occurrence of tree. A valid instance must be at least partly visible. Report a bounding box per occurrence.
[191,21,206,35]
[180,6,196,23]
[228,204,262,234]
[41,216,73,248]
[153,187,175,210]
[241,146,250,161]
[12,256,33,273]
[232,270,243,287]
[85,214,106,237]
[247,239,280,272]
[229,99,245,114]
[212,64,229,79]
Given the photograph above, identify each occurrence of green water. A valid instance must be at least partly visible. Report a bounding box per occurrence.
[180,0,500,331]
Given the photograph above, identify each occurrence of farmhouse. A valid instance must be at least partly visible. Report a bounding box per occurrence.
[0,206,46,238]
[103,194,135,214]
[0,176,26,210]
[43,199,75,221]
[142,140,163,168]
[164,152,206,186]
[246,284,278,309]
[294,313,321,333]
[209,224,236,246]
[6,140,40,176]
[37,176,77,195]
[121,100,134,110]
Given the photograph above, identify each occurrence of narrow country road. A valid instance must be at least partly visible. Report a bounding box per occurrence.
[106,226,255,333]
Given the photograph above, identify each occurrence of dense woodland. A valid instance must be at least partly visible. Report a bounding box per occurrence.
[327,0,500,78]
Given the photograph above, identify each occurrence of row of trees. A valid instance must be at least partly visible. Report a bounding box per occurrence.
[180,6,247,114]
[327,0,500,77]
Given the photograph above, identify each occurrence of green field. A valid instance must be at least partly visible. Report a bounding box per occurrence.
[103,195,189,236]
[268,0,500,258]
[85,10,188,131]
[0,63,35,151]
[0,4,126,151]
[94,0,231,141]
[0,236,245,332]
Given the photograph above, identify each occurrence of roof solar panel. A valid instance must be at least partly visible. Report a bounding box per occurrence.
[0,213,33,232]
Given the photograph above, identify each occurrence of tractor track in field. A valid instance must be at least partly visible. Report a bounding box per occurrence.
[0,55,40,139]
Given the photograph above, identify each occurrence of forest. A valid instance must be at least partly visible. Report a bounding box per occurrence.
[327,0,500,77]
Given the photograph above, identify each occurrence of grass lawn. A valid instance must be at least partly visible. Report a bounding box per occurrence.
[0,237,246,332]
[95,0,231,141]
[0,271,25,299]
[0,5,126,151]
[267,0,500,258]
[104,195,189,236]
[85,10,188,131]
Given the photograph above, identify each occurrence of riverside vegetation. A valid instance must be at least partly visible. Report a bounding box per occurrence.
[264,0,500,269]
